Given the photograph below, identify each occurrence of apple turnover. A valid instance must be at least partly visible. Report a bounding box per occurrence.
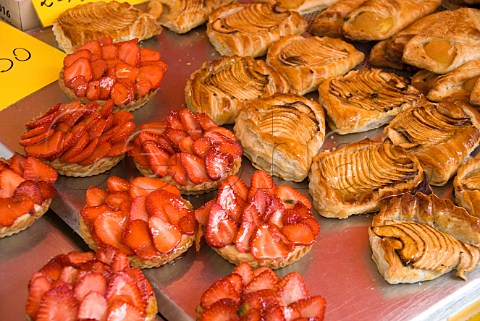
[266,35,364,95]
[308,139,430,219]
[185,55,291,125]
[234,93,326,182]
[318,68,423,135]
[402,8,480,74]
[206,2,307,57]
[454,154,480,218]
[383,101,480,186]
[341,0,441,41]
[261,0,338,14]
[369,192,480,284]
[52,1,162,53]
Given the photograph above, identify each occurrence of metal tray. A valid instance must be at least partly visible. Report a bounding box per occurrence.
[1,23,479,321]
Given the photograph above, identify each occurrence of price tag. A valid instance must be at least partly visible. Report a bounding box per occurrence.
[0,21,65,111]
[33,0,147,27]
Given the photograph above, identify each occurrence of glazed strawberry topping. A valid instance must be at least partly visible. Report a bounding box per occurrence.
[197,263,326,321]
[62,37,167,106]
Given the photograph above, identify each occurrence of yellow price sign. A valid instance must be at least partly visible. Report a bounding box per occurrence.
[0,21,65,111]
[33,0,147,27]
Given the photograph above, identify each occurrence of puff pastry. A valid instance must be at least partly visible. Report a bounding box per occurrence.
[308,139,430,219]
[52,1,162,53]
[402,8,480,74]
[206,2,307,57]
[454,154,480,218]
[309,0,367,38]
[318,68,423,135]
[411,69,440,96]
[369,192,480,284]
[234,93,326,182]
[382,101,480,186]
[185,55,291,125]
[341,0,442,41]
[149,0,236,34]
[266,35,364,95]
[262,0,339,14]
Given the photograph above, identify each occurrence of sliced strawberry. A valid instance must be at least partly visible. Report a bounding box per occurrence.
[135,79,153,98]
[167,153,188,186]
[216,183,245,222]
[195,112,218,131]
[248,170,277,201]
[138,132,174,154]
[201,278,241,309]
[106,141,133,157]
[72,77,88,96]
[234,221,255,253]
[107,176,130,192]
[180,152,209,184]
[302,217,320,236]
[115,62,139,82]
[60,132,90,162]
[205,127,236,142]
[23,157,58,184]
[77,291,108,321]
[179,136,195,154]
[63,137,99,164]
[250,224,290,260]
[74,271,107,301]
[87,117,107,139]
[241,289,283,312]
[129,176,181,198]
[80,204,112,230]
[117,40,140,66]
[145,188,187,225]
[231,262,254,286]
[282,223,316,245]
[106,272,144,310]
[19,128,55,147]
[109,121,136,144]
[76,39,102,57]
[8,153,26,176]
[192,137,213,158]
[249,189,271,220]
[111,81,135,106]
[166,111,185,130]
[21,123,50,140]
[244,269,279,294]
[123,219,159,259]
[265,196,285,227]
[194,199,215,226]
[86,80,101,101]
[66,251,95,264]
[106,300,144,321]
[26,274,52,319]
[205,203,238,248]
[0,168,25,198]
[25,103,61,128]
[25,131,64,159]
[215,142,243,159]
[63,57,93,83]
[139,47,161,62]
[137,62,167,89]
[276,185,311,209]
[14,180,43,204]
[205,147,233,181]
[101,44,118,60]
[139,121,168,133]
[129,195,148,222]
[35,283,79,321]
[129,145,149,166]
[36,181,56,200]
[221,176,249,201]
[282,208,302,226]
[104,191,132,211]
[99,76,116,100]
[63,49,91,68]
[178,212,197,235]
[200,299,240,321]
[94,211,133,255]
[179,108,203,139]
[148,216,182,253]
[123,267,154,303]
[164,128,188,147]
[111,251,130,273]
[90,58,107,80]
[278,272,309,306]
[143,141,170,177]
[289,296,326,320]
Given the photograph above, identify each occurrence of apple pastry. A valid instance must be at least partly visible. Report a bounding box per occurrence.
[454,153,480,218]
[260,0,338,14]
[411,69,440,96]
[266,35,364,95]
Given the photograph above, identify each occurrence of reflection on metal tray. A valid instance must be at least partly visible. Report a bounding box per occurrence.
[0,22,479,321]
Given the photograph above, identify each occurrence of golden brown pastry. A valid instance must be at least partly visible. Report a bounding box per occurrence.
[318,68,424,135]
[443,0,480,9]
[369,192,480,284]
[411,69,440,96]
[52,1,162,53]
[206,2,307,57]
[341,0,442,41]
[185,55,291,125]
[308,139,430,219]
[309,0,367,38]
[262,0,339,14]
[234,93,326,182]
[149,0,236,34]
[383,101,480,186]
[402,8,480,74]
[454,154,480,218]
[266,35,364,95]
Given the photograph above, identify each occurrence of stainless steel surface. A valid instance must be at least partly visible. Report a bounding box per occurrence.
[0,23,479,321]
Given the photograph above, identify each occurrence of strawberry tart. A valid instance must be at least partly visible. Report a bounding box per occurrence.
[58,37,167,112]
[130,108,243,195]
[0,153,57,238]
[22,99,135,177]
[196,262,327,320]
[195,170,320,269]
[25,246,158,321]
[79,176,196,268]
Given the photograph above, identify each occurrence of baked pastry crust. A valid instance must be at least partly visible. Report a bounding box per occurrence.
[46,156,124,177]
[411,69,440,96]
[308,139,429,219]
[454,153,480,218]
[266,35,364,95]
[185,55,291,125]
[369,192,480,284]
[206,2,307,57]
[318,68,423,135]
[0,198,51,238]
[402,8,480,74]
[52,1,162,53]
[263,0,339,14]
[341,0,441,41]
[234,93,326,182]
[309,0,367,38]
[383,101,480,186]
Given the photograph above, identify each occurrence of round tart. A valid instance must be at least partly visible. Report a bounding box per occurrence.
[79,176,196,268]
[25,247,158,320]
[58,37,167,112]
[196,262,327,320]
[195,170,320,269]
[130,108,243,195]
[454,153,480,218]
[22,100,135,177]
[0,154,57,238]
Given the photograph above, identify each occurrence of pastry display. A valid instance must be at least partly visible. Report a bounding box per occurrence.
[369,192,480,284]
[382,101,480,186]
[52,1,162,53]
[196,262,327,320]
[59,37,167,112]
[79,176,196,268]
[402,8,480,74]
[22,100,135,177]
[318,68,424,135]
[261,0,338,14]
[185,55,291,125]
[195,170,320,268]
[25,247,158,320]
[341,0,442,41]
[266,35,364,95]
[234,93,326,182]
[308,139,430,219]
[206,2,307,57]
[454,154,480,218]
[309,0,367,38]
[0,154,57,238]
[148,0,236,34]
[129,108,243,195]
